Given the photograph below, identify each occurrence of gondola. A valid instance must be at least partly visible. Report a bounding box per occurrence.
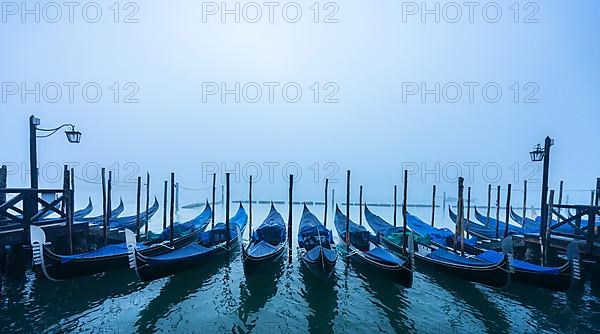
[30,202,213,280]
[298,204,337,280]
[473,206,537,237]
[106,197,159,230]
[126,204,248,282]
[72,198,94,219]
[335,206,413,287]
[79,198,125,223]
[510,207,579,234]
[404,210,510,288]
[448,206,503,241]
[241,203,286,273]
[450,207,580,291]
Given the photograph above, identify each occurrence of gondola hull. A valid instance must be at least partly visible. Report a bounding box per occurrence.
[135,241,239,282]
[38,230,201,280]
[511,262,572,292]
[413,244,510,288]
[338,239,413,288]
[300,246,337,281]
[242,244,285,274]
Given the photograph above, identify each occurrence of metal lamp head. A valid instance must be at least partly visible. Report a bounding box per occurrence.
[529,144,544,162]
[65,126,82,143]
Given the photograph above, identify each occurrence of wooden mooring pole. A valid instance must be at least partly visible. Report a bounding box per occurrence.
[458,177,465,255]
[225,173,231,248]
[287,174,293,263]
[558,181,564,215]
[393,185,398,227]
[522,180,527,228]
[431,185,436,227]
[466,186,471,240]
[402,170,408,253]
[63,166,73,254]
[107,172,112,244]
[345,170,350,252]
[101,168,107,245]
[495,185,501,238]
[170,173,175,245]
[136,176,141,242]
[359,185,363,226]
[486,184,491,226]
[212,173,216,228]
[163,181,168,230]
[442,192,446,213]
[504,184,512,238]
[324,179,328,228]
[544,190,555,265]
[249,175,253,236]
[145,172,150,239]
[0,165,7,205]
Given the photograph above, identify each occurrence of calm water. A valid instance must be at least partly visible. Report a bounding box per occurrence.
[2,202,600,333]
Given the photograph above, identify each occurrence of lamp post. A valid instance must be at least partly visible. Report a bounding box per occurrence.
[529,136,553,254]
[28,115,82,214]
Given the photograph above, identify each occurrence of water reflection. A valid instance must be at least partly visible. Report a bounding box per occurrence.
[300,263,338,333]
[135,257,227,332]
[237,259,284,332]
[417,265,510,333]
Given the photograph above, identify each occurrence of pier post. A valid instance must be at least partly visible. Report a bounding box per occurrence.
[486,184,491,226]
[457,177,465,255]
[522,180,527,228]
[101,168,107,245]
[170,173,175,245]
[136,176,141,242]
[107,172,112,244]
[504,184,512,238]
[287,174,293,263]
[442,192,446,213]
[359,185,363,226]
[70,168,75,218]
[0,165,6,205]
[175,182,180,212]
[249,175,252,237]
[345,170,350,252]
[402,170,408,253]
[544,190,555,265]
[592,191,596,206]
[212,173,216,228]
[393,185,397,227]
[431,185,436,227]
[64,166,73,254]
[466,186,471,240]
[226,173,231,248]
[558,181,564,216]
[145,172,150,239]
[495,185,501,238]
[324,179,328,228]
[163,181,168,230]
[332,188,335,223]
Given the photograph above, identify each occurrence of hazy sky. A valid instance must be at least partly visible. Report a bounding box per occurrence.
[1,1,599,207]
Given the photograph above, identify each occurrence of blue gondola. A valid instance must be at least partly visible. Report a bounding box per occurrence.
[241,203,287,273]
[335,206,413,287]
[30,202,213,280]
[126,204,248,281]
[388,208,510,288]
[449,207,580,291]
[298,204,337,280]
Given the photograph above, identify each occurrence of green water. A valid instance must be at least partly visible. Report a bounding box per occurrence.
[1,204,600,333]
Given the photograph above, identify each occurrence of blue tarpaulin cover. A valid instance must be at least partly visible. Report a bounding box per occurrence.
[298,205,334,250]
[251,204,285,246]
[60,243,149,263]
[334,207,372,251]
[304,246,337,262]
[406,211,477,247]
[364,247,404,266]
[427,248,504,266]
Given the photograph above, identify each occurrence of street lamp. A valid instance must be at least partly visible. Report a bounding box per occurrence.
[530,136,553,263]
[29,115,82,190]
